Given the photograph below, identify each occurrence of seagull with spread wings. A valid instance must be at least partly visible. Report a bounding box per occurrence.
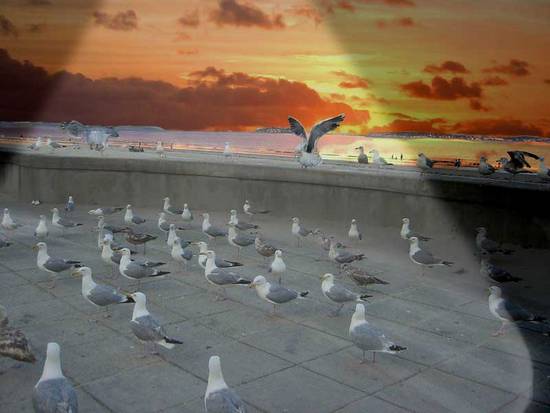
[288,114,345,168]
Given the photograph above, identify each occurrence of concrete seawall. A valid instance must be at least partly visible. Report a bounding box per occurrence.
[1,148,549,247]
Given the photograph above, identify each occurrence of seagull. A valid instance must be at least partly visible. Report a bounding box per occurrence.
[478,156,496,176]
[129,292,183,353]
[46,137,63,151]
[480,258,522,283]
[158,212,185,237]
[72,267,134,317]
[167,224,180,247]
[101,239,124,276]
[1,208,22,231]
[123,228,157,254]
[119,248,169,289]
[417,153,438,170]
[475,227,513,255]
[64,195,75,212]
[254,235,278,263]
[249,275,308,315]
[28,136,43,151]
[202,213,228,243]
[124,204,146,225]
[313,229,347,258]
[0,305,36,363]
[268,250,286,284]
[229,209,258,231]
[156,141,165,158]
[291,217,313,247]
[408,237,453,274]
[32,343,78,412]
[227,224,255,257]
[195,241,242,269]
[33,242,81,288]
[400,218,430,241]
[349,303,406,363]
[328,239,364,266]
[202,250,251,300]
[498,151,539,175]
[369,149,392,166]
[488,286,546,336]
[320,273,371,316]
[537,157,550,180]
[171,238,193,269]
[181,203,193,224]
[97,216,128,234]
[163,197,184,216]
[34,215,49,239]
[223,142,232,157]
[341,264,389,287]
[51,207,82,234]
[243,200,270,219]
[356,146,369,164]
[205,355,246,413]
[348,219,362,241]
[288,113,345,168]
[88,206,125,216]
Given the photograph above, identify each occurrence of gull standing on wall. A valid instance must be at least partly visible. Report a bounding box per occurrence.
[369,149,392,166]
[478,156,496,176]
[356,146,369,164]
[288,113,346,168]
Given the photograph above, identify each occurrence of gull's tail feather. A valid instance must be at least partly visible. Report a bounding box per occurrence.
[388,344,407,352]
[225,260,243,267]
[236,278,251,285]
[442,261,454,267]
[151,271,170,277]
[299,291,309,298]
[418,236,431,241]
[372,277,389,285]
[359,294,372,301]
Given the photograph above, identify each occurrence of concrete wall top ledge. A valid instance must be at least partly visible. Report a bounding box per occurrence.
[1,149,548,209]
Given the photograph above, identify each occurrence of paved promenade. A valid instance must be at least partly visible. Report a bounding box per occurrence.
[0,196,549,412]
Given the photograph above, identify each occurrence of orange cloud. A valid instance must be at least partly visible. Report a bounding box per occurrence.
[93,10,138,31]
[332,70,370,89]
[370,118,446,133]
[481,76,508,87]
[482,59,530,77]
[0,15,18,38]
[401,76,482,100]
[210,0,285,30]
[178,10,200,28]
[0,49,369,131]
[423,60,469,74]
[376,17,415,28]
[452,118,544,136]
[469,99,489,112]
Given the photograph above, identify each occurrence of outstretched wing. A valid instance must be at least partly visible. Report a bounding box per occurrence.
[288,117,307,140]
[307,114,345,153]
[508,151,539,168]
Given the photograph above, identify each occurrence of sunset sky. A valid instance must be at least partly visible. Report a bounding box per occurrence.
[1,0,550,136]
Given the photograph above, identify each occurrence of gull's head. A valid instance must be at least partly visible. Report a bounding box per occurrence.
[402,217,410,224]
[126,204,132,210]
[39,214,46,220]
[46,342,61,362]
[244,200,250,205]
[275,249,283,257]
[208,355,223,376]
[480,156,487,162]
[163,197,170,201]
[3,208,8,214]
[355,146,363,151]
[101,238,111,246]
[476,227,487,234]
[230,209,237,215]
[368,149,376,154]
[202,212,209,219]
[159,212,166,219]
[51,207,59,214]
[68,196,73,201]
[72,266,91,277]
[320,273,334,282]
[351,218,356,224]
[33,242,47,251]
[418,153,425,157]
[184,203,188,208]
[488,286,502,297]
[169,223,175,230]
[130,291,146,304]
[172,238,180,247]
[205,250,215,259]
[352,303,366,322]
[292,217,299,223]
[249,275,266,288]
[408,236,418,244]
[120,248,131,257]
